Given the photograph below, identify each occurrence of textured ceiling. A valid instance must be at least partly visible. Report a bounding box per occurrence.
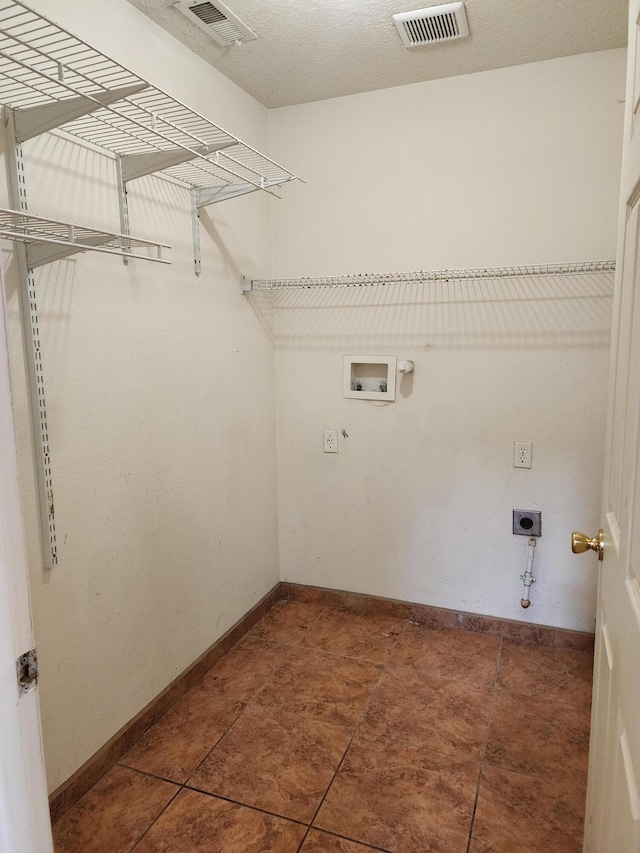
[126,0,628,108]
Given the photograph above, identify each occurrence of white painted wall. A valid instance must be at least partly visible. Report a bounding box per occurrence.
[2,0,279,792]
[268,50,626,631]
[0,1,626,798]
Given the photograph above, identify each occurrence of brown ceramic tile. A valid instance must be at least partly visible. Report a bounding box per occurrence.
[359,665,492,760]
[135,788,305,853]
[301,608,404,663]
[485,691,590,782]
[197,635,288,701]
[497,640,593,707]
[245,599,327,644]
[454,613,555,645]
[469,765,586,853]
[300,829,387,852]
[315,733,479,852]
[391,623,500,686]
[252,646,382,727]
[120,685,244,783]
[188,705,351,822]
[51,583,594,849]
[52,765,177,853]
[554,628,595,653]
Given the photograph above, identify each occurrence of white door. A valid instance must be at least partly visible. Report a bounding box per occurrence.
[582,1,640,849]
[0,263,53,852]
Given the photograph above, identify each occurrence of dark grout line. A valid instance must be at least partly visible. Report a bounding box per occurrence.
[300,826,396,852]
[129,777,185,851]
[295,825,312,851]
[298,620,407,853]
[295,618,409,852]
[116,762,183,787]
[171,699,247,780]
[182,783,310,827]
[465,635,504,853]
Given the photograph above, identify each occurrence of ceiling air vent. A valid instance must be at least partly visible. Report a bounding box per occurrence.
[174,0,257,46]
[392,3,469,48]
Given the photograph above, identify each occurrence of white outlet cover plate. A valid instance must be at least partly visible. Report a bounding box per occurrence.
[513,440,532,468]
[323,429,338,452]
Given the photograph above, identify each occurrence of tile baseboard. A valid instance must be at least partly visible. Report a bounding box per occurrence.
[48,581,283,825]
[281,582,595,653]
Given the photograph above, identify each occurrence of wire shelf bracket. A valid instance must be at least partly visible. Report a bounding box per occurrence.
[190,177,289,275]
[193,179,287,208]
[118,142,235,184]
[14,82,150,144]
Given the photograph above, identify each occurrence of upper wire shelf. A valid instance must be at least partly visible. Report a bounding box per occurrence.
[0,0,299,196]
[246,261,617,291]
[0,207,170,266]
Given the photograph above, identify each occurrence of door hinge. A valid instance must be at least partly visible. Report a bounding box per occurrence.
[16,648,38,693]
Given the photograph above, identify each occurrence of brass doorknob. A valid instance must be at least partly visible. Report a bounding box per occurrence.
[571,530,604,561]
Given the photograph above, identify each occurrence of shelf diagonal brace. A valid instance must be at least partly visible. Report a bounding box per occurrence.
[190,179,283,275]
[13,82,149,143]
[119,141,235,183]
[26,234,113,269]
[193,181,280,208]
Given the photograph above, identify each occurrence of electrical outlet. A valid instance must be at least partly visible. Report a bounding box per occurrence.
[323,429,338,453]
[513,441,532,469]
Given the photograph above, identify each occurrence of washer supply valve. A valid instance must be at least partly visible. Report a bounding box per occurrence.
[520,537,537,609]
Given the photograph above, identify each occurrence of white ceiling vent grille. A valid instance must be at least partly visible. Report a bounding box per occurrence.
[174,0,257,46]
[392,3,469,48]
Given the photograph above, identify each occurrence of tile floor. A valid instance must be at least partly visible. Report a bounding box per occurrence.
[52,599,594,853]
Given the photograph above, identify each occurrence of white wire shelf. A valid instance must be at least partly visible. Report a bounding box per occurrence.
[0,207,170,266]
[246,261,617,291]
[0,0,299,197]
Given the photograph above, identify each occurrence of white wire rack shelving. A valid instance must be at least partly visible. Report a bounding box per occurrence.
[245,260,617,292]
[0,0,299,199]
[0,0,300,568]
[0,207,170,265]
